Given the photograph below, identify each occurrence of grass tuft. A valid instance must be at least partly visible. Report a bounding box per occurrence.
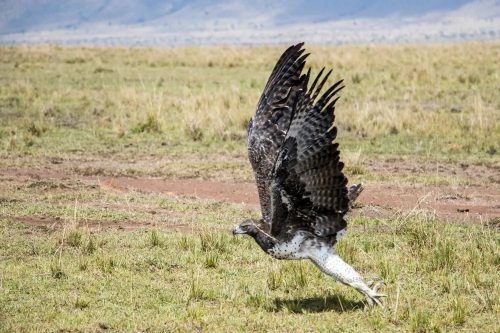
[429,239,456,271]
[178,235,196,251]
[50,261,65,279]
[199,232,229,253]
[451,296,469,326]
[25,121,48,137]
[84,236,97,254]
[74,297,90,310]
[131,113,162,133]
[245,289,267,309]
[149,229,162,247]
[266,270,283,291]
[409,308,434,333]
[291,264,307,288]
[204,252,219,268]
[97,255,116,273]
[66,230,83,247]
[185,122,204,141]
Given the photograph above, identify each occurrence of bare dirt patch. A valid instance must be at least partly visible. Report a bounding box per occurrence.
[365,158,500,185]
[100,177,258,206]
[98,177,499,223]
[354,184,499,223]
[2,158,499,227]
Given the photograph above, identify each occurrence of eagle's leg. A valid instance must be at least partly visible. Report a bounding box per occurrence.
[309,252,386,307]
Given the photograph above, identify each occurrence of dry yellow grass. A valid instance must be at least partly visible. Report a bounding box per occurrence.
[0,42,498,162]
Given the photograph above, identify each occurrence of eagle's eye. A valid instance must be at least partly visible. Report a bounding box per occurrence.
[232,224,247,235]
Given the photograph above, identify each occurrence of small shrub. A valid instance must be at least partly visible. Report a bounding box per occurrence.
[74,297,90,309]
[451,297,468,326]
[84,237,97,254]
[131,114,161,133]
[67,230,82,247]
[185,122,203,141]
[409,308,433,332]
[50,261,65,279]
[430,240,455,271]
[267,270,283,291]
[199,233,229,253]
[204,252,219,268]
[149,229,162,247]
[25,121,47,137]
[178,235,196,251]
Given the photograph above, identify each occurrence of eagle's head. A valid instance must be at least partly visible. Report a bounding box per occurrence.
[232,219,261,236]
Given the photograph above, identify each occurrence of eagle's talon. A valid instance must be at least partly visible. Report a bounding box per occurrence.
[351,279,387,307]
[373,281,385,293]
[364,285,386,307]
[365,294,386,307]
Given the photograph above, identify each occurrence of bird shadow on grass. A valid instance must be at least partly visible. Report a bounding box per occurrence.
[270,294,365,313]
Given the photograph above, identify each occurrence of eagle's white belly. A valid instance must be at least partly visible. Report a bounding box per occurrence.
[267,233,308,259]
[266,229,346,260]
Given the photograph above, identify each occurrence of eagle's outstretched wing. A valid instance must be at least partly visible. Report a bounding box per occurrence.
[269,70,348,239]
[247,43,309,225]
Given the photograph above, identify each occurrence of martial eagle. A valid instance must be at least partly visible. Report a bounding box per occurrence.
[233,43,385,306]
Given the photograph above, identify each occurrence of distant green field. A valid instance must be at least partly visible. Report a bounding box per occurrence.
[0,43,499,332]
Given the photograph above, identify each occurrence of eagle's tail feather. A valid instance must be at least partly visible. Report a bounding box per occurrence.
[347,183,363,207]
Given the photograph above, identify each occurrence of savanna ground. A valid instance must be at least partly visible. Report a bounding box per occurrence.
[0,43,499,332]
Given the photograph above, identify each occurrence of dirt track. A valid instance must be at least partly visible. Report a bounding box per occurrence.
[2,162,499,225]
[100,177,499,223]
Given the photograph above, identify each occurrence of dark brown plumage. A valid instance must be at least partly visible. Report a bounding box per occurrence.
[234,43,383,306]
[246,43,309,225]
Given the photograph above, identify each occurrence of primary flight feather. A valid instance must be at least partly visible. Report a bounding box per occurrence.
[234,43,384,306]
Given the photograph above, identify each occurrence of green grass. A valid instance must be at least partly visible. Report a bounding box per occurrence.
[0,204,498,332]
[0,179,499,332]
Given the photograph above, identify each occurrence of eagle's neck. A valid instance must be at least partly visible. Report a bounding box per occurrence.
[250,229,277,252]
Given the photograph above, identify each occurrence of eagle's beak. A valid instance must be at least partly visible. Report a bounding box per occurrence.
[232,225,245,235]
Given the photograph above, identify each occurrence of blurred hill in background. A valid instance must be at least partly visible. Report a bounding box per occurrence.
[1,0,499,45]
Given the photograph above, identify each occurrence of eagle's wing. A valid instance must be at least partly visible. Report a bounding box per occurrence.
[247,43,309,225]
[269,70,348,239]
